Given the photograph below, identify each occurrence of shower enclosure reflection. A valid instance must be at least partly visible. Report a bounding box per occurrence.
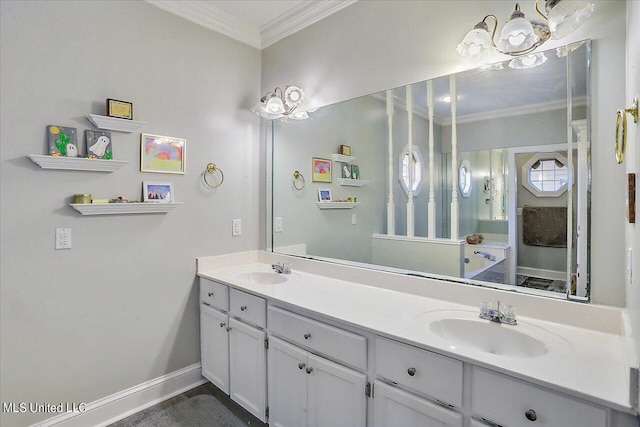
[270,40,590,300]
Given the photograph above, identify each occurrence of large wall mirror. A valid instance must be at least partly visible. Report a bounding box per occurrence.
[269,40,590,301]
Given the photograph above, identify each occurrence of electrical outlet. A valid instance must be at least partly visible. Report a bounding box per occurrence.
[232,219,242,236]
[274,217,283,233]
[55,228,72,249]
[351,213,357,225]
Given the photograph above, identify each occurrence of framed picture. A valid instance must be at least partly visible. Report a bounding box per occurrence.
[318,188,332,202]
[341,162,351,178]
[143,181,174,203]
[47,125,78,157]
[312,157,332,182]
[85,130,112,159]
[141,133,186,174]
[106,98,133,120]
[339,145,351,156]
[351,164,360,179]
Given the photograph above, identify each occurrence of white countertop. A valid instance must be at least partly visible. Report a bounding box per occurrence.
[197,251,637,414]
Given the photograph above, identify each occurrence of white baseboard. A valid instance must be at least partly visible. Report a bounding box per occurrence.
[31,363,207,427]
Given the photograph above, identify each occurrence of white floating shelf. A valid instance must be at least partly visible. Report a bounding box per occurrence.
[28,155,129,172]
[337,178,369,187]
[331,154,357,164]
[70,202,183,215]
[316,202,360,209]
[87,114,146,133]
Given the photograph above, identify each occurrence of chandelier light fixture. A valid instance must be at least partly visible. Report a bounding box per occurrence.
[456,0,594,61]
[252,85,310,120]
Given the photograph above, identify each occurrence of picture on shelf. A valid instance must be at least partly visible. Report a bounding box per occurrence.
[318,188,332,202]
[312,157,331,182]
[351,164,360,179]
[339,145,351,156]
[341,162,351,179]
[85,130,112,159]
[143,181,174,203]
[106,98,133,120]
[141,133,186,174]
[47,125,78,157]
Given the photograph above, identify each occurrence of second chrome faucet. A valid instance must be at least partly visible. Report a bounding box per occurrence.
[480,300,517,325]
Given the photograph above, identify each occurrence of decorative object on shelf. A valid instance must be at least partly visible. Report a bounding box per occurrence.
[143,181,174,203]
[456,0,594,61]
[106,98,133,120]
[87,114,146,133]
[615,96,638,164]
[292,170,305,190]
[252,85,312,121]
[312,157,331,183]
[85,130,112,159]
[47,125,78,157]
[341,162,352,179]
[317,188,332,202]
[339,145,351,156]
[140,133,186,174]
[627,173,636,224]
[73,194,92,204]
[351,164,360,179]
[28,154,128,172]
[202,163,224,189]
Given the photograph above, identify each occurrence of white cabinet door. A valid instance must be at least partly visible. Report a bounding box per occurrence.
[373,382,463,427]
[307,353,367,427]
[200,304,229,394]
[229,317,267,422]
[267,336,309,427]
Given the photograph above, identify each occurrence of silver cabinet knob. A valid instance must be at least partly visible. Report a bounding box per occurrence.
[304,333,311,340]
[240,305,247,311]
[306,367,313,374]
[525,409,537,421]
[208,292,214,297]
[407,367,416,376]
[298,363,305,370]
[219,322,226,328]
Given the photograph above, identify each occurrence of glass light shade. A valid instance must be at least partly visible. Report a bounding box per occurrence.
[251,101,283,119]
[547,1,594,40]
[287,110,309,121]
[456,27,492,60]
[496,16,538,52]
[284,86,305,107]
[265,95,285,114]
[508,52,547,69]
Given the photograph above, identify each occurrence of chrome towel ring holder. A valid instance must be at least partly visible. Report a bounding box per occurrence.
[615,96,638,164]
[292,170,305,190]
[203,163,224,188]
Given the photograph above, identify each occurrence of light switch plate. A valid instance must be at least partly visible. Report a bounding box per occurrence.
[274,217,283,233]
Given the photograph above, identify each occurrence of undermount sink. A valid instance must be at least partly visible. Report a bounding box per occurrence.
[230,271,291,285]
[429,318,548,358]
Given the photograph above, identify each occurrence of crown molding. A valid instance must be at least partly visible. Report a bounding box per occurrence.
[146,0,357,50]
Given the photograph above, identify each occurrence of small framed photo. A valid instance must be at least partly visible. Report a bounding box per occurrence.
[47,125,78,157]
[312,157,332,182]
[85,130,112,159]
[106,98,133,120]
[143,181,174,203]
[318,188,332,202]
[351,164,360,179]
[341,162,352,178]
[141,133,186,174]
[339,145,351,156]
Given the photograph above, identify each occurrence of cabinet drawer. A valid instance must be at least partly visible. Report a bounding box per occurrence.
[471,367,607,427]
[230,289,266,328]
[200,278,229,312]
[268,306,367,371]
[375,336,463,408]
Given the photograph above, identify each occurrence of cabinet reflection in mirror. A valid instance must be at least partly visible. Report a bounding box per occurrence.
[269,40,590,301]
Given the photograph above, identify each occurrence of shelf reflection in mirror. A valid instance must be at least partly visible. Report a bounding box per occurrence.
[269,40,590,301]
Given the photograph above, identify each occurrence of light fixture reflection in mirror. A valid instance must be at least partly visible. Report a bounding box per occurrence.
[269,40,590,301]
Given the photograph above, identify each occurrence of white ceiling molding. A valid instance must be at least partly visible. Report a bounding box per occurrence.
[146,0,357,50]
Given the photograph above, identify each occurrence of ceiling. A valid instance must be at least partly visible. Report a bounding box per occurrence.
[146,0,357,49]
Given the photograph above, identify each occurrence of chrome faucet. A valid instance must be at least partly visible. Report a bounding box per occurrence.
[474,250,496,261]
[271,262,291,274]
[479,300,517,325]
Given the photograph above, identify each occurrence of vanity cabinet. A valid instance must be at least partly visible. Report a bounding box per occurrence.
[268,335,367,427]
[200,304,229,393]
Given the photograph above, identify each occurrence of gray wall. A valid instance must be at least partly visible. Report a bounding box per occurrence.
[0,2,260,426]
[262,0,627,307]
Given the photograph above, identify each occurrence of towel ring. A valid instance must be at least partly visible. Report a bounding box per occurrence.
[203,163,224,189]
[292,170,305,190]
[615,96,638,164]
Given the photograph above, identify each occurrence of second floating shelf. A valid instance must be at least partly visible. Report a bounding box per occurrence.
[87,114,146,133]
[316,202,360,209]
[70,202,183,215]
[337,178,369,187]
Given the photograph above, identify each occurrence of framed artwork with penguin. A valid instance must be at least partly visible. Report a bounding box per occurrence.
[47,125,78,157]
[85,130,112,159]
